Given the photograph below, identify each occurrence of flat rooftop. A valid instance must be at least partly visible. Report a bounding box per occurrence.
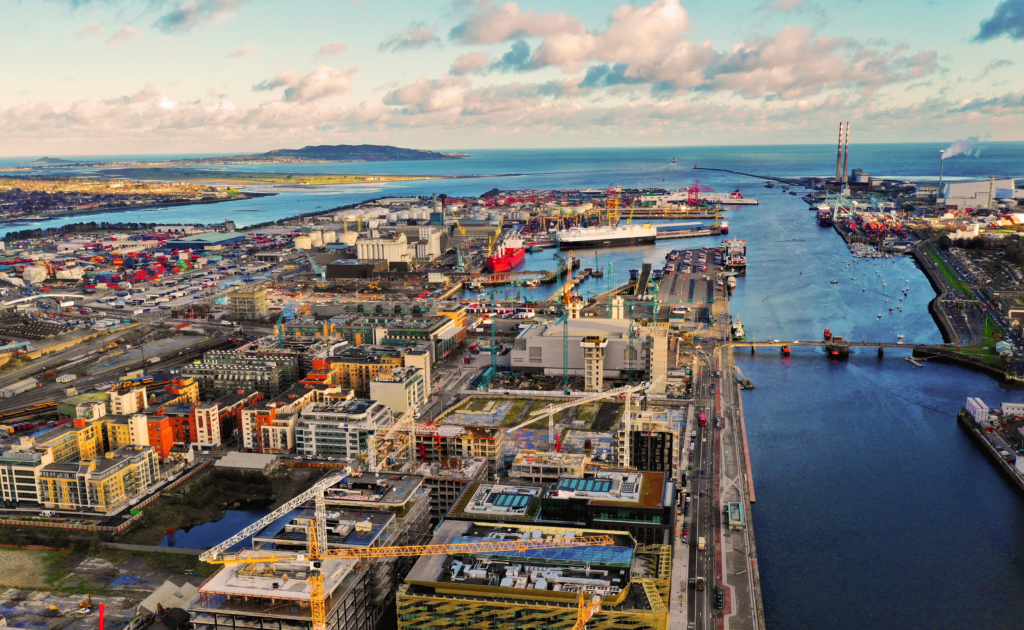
[196,551,357,602]
[252,508,393,549]
[321,472,424,508]
[406,521,637,603]
[446,482,544,522]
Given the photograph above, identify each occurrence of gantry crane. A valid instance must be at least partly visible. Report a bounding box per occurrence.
[199,473,614,630]
[505,376,664,451]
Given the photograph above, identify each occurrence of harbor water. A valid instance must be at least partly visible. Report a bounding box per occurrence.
[10,144,1024,627]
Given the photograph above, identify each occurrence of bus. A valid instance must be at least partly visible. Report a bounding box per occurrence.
[699,412,707,427]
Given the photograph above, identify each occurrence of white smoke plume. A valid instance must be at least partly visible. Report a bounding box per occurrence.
[941,137,980,160]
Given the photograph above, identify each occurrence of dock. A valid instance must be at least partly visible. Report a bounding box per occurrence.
[656,226,723,240]
[957,409,1024,496]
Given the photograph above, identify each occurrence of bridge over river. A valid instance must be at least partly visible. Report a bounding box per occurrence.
[732,338,934,357]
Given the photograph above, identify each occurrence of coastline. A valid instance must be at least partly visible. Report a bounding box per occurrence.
[0,191,276,225]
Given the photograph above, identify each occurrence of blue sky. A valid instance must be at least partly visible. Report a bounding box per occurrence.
[1,0,1022,155]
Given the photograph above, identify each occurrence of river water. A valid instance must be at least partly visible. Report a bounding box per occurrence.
[12,144,1024,627]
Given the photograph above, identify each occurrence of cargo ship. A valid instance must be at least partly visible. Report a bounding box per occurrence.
[486,228,526,272]
[816,205,833,227]
[556,223,657,248]
[486,245,525,272]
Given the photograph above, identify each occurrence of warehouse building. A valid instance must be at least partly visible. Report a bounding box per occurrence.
[166,232,247,250]
[325,259,388,279]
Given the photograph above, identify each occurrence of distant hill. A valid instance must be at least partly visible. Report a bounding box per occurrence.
[199,144,468,164]
[31,157,77,164]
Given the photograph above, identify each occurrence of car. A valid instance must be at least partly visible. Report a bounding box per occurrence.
[700,469,707,474]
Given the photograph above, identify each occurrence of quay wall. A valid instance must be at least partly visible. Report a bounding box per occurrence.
[909,246,959,345]
[957,409,1024,496]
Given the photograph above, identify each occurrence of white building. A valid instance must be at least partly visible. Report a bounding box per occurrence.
[942,178,1018,210]
[357,233,412,265]
[1001,402,1024,418]
[296,399,393,459]
[414,227,442,260]
[966,397,989,423]
[369,368,425,414]
[22,266,48,284]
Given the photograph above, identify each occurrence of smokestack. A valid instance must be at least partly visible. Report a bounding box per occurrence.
[842,121,850,183]
[938,152,945,201]
[835,122,843,182]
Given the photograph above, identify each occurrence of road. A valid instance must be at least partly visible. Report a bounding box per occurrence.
[685,351,717,630]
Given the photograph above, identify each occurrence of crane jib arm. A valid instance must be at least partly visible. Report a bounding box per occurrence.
[209,535,615,565]
[322,535,615,560]
[199,473,345,562]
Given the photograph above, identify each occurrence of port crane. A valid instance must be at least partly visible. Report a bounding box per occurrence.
[505,376,664,451]
[199,473,614,630]
[687,180,714,207]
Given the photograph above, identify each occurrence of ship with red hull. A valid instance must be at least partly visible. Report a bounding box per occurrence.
[486,247,525,272]
[486,226,526,273]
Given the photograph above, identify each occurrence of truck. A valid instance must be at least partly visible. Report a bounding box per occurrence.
[698,536,706,550]
[147,357,162,364]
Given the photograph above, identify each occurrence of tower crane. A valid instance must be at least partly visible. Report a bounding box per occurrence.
[477,280,526,390]
[303,251,328,287]
[504,376,665,450]
[199,473,615,630]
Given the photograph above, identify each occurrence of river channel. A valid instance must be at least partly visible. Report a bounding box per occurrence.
[10,145,1024,627]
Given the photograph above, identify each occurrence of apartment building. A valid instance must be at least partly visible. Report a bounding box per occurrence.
[369,368,425,414]
[37,446,159,514]
[296,399,392,460]
[107,386,148,415]
[228,287,268,321]
[241,383,343,453]
[0,448,54,508]
[182,352,295,398]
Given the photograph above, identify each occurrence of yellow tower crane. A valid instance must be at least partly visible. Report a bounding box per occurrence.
[200,474,613,630]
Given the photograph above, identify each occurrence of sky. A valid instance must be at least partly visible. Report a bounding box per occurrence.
[1,0,1023,155]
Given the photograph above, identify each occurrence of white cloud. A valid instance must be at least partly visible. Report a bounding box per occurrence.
[379,23,440,52]
[317,41,348,60]
[449,52,490,75]
[78,22,103,38]
[105,26,140,46]
[228,43,259,58]
[154,0,242,34]
[253,66,357,103]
